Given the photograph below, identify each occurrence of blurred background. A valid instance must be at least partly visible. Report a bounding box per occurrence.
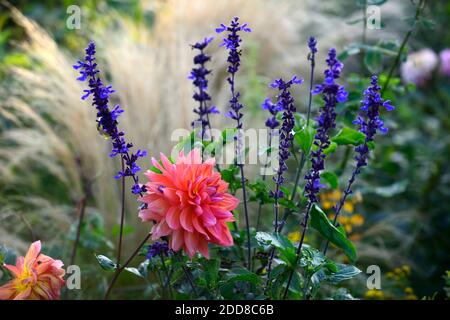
[0,0,448,299]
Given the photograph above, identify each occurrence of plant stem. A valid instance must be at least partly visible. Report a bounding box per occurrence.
[239,164,252,271]
[69,197,86,267]
[104,233,151,300]
[283,202,312,300]
[381,0,426,95]
[117,157,126,266]
[160,253,173,299]
[175,253,198,296]
[255,132,273,232]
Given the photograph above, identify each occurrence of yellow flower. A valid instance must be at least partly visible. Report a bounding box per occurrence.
[344,223,353,233]
[402,265,411,275]
[394,267,403,275]
[322,201,334,210]
[349,233,362,241]
[329,190,342,201]
[365,289,384,299]
[350,214,364,226]
[387,272,395,279]
[343,201,354,213]
[288,231,301,243]
[405,294,418,300]
[404,287,414,294]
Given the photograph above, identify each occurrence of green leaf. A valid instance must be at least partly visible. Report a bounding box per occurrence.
[309,205,357,262]
[124,267,144,278]
[203,128,236,156]
[294,125,316,155]
[320,171,339,189]
[331,127,366,146]
[255,232,294,251]
[327,264,362,283]
[95,254,117,271]
[224,268,260,285]
[203,258,220,288]
[255,232,297,267]
[175,130,202,153]
[372,181,408,197]
[323,142,337,155]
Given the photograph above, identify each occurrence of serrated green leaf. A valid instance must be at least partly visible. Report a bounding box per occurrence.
[310,205,357,262]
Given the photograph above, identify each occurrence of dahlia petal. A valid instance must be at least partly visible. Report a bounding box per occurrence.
[0,282,15,300]
[180,207,194,232]
[151,157,164,173]
[161,153,175,173]
[184,232,199,258]
[146,198,169,214]
[162,188,180,204]
[13,286,32,300]
[3,264,22,277]
[171,229,184,251]
[198,239,210,259]
[220,193,240,211]
[202,206,217,227]
[210,206,234,219]
[152,221,171,239]
[192,215,210,239]
[24,241,41,269]
[166,206,181,230]
[138,208,162,222]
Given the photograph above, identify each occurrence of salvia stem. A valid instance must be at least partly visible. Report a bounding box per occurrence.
[117,157,126,266]
[283,201,313,299]
[279,37,316,232]
[104,233,151,300]
[160,253,173,299]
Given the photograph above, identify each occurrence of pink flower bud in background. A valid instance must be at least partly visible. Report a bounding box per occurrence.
[401,48,438,86]
[439,48,450,77]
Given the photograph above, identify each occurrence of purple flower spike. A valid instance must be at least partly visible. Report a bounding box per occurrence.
[74,41,147,195]
[305,48,347,204]
[189,37,217,138]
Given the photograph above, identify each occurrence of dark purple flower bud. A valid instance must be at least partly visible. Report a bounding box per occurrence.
[146,241,169,259]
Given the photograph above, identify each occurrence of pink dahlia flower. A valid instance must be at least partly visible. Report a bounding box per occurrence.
[439,48,450,77]
[0,241,65,300]
[139,149,239,258]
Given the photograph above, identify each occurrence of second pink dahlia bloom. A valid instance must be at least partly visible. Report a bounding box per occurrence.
[0,241,65,300]
[139,149,239,258]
